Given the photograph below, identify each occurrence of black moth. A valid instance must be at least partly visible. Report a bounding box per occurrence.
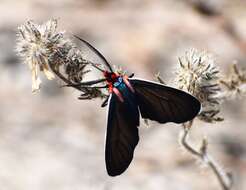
[73,36,201,176]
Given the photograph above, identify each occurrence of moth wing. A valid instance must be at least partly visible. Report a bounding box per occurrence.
[130,79,201,124]
[105,94,139,176]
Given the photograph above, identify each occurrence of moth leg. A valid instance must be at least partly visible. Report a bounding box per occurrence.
[81,85,108,89]
[66,78,106,87]
[101,96,110,107]
[128,73,134,78]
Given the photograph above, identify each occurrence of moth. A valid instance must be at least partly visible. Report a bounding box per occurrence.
[73,36,201,176]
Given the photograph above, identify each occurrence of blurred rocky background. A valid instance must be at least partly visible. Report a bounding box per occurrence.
[0,0,246,189]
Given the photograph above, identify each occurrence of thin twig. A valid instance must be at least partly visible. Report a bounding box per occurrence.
[49,65,81,91]
[155,72,166,85]
[181,121,233,190]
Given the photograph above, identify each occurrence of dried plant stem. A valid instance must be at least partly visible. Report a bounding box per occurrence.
[181,121,232,190]
[49,65,81,91]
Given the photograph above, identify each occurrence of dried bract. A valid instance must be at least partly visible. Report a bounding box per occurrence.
[62,48,90,83]
[176,49,223,122]
[220,63,246,98]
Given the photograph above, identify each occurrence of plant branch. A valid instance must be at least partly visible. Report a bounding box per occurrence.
[181,121,233,190]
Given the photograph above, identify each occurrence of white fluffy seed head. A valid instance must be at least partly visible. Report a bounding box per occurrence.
[176,49,223,123]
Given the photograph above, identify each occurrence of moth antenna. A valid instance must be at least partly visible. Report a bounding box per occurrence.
[73,35,114,73]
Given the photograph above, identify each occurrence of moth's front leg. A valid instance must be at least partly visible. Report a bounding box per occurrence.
[101,95,110,107]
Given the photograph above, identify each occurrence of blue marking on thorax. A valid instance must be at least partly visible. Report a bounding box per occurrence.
[113,77,139,121]
[113,77,131,99]
[113,77,126,91]
[113,77,123,87]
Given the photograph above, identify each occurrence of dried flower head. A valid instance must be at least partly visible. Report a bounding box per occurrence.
[16,19,107,99]
[220,63,246,98]
[16,19,67,92]
[176,49,223,122]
